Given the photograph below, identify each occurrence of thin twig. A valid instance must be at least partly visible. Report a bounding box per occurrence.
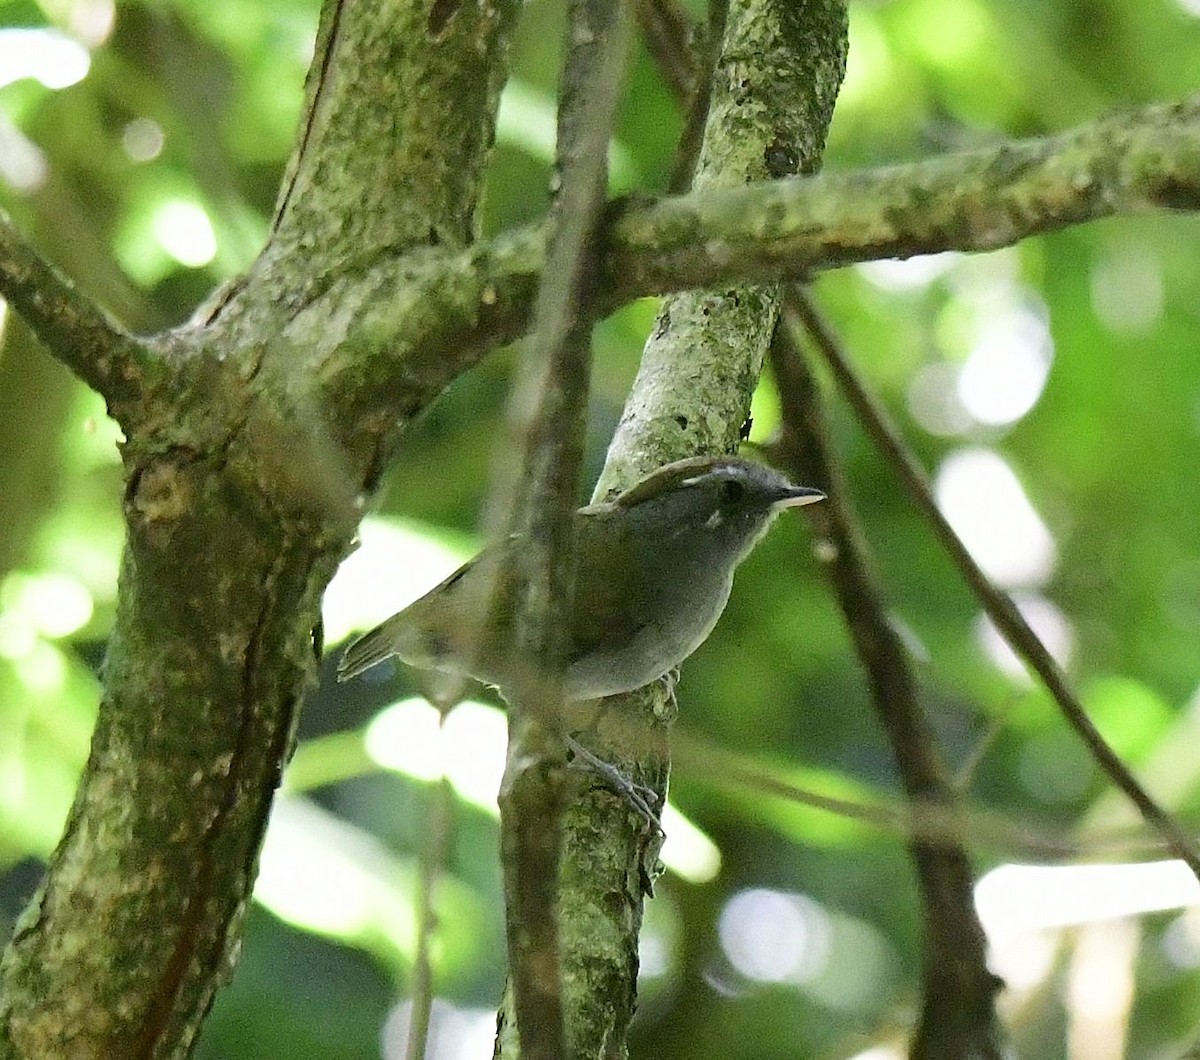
[629,0,697,104]
[672,732,1174,862]
[0,208,157,427]
[628,0,715,212]
[279,724,1177,862]
[789,290,1200,882]
[405,773,454,1060]
[496,1,631,1057]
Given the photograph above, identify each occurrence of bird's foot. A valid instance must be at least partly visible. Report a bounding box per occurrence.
[565,734,663,833]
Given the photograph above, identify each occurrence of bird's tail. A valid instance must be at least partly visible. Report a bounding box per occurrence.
[337,622,398,682]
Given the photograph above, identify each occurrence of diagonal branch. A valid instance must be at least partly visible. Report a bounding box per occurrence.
[770,315,1002,1060]
[311,93,1200,445]
[630,0,699,104]
[791,292,1200,883]
[0,208,160,428]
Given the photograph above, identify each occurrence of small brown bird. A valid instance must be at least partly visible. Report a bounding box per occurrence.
[339,455,824,699]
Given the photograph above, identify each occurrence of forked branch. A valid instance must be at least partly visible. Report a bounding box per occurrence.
[0,209,159,428]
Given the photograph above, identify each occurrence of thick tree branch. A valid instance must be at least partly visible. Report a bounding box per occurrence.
[10,94,1199,466]
[632,6,999,1047]
[193,0,524,484]
[0,0,524,1054]
[263,0,519,282]
[769,318,1002,1060]
[605,92,1200,293]
[509,1,846,1055]
[309,93,1200,447]
[791,294,1200,882]
[597,0,847,490]
[0,208,160,428]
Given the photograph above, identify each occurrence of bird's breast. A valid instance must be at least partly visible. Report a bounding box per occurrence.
[565,563,734,699]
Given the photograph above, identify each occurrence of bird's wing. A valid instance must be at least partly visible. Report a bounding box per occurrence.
[338,543,510,682]
[566,506,648,664]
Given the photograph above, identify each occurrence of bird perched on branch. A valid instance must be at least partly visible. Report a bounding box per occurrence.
[339,455,824,700]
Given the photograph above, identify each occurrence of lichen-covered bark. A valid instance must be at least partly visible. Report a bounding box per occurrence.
[0,344,357,1056]
[2,451,340,1058]
[3,0,1200,1053]
[8,97,1200,474]
[598,0,846,490]
[233,0,517,306]
[0,0,522,1055]
[223,93,1200,468]
[498,1,848,1058]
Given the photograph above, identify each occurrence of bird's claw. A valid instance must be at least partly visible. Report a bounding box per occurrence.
[565,735,663,833]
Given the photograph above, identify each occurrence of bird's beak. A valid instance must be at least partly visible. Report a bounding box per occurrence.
[774,486,826,509]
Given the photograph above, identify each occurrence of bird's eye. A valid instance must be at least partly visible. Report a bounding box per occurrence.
[721,479,745,504]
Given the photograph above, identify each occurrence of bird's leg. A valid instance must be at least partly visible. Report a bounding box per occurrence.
[564,734,663,832]
[660,668,680,717]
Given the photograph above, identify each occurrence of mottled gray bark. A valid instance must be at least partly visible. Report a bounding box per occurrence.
[1,0,1200,1054]
[0,0,521,1056]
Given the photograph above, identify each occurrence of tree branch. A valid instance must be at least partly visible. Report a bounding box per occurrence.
[404,774,454,1060]
[0,0,525,1053]
[769,314,1002,1060]
[791,294,1200,882]
[630,6,999,1046]
[671,733,1172,862]
[0,208,160,428]
[495,1,630,1056]
[599,0,848,491]
[630,0,700,109]
[504,4,850,1059]
[6,91,1200,462]
[193,0,525,485]
[605,92,1200,294]
[265,0,520,278]
[310,93,1200,447]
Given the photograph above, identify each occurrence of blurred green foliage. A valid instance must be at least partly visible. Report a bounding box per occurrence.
[3,0,1200,1057]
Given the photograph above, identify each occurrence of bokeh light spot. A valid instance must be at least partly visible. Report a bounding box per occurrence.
[956,303,1053,426]
[151,200,217,267]
[719,888,831,984]
[935,448,1056,587]
[0,29,90,89]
